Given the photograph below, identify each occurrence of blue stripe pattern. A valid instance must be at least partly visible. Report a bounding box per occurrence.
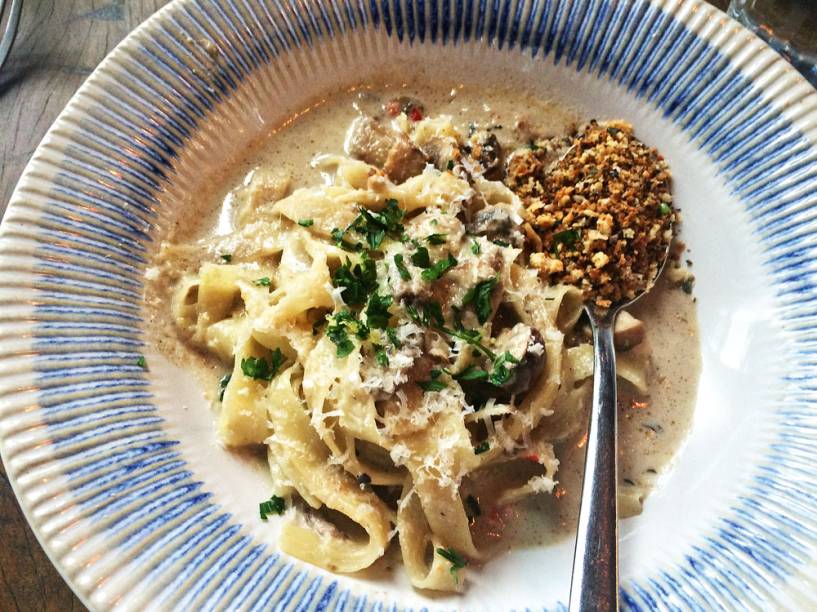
[1,0,815,609]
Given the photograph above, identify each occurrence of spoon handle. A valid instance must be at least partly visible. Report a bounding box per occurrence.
[568,312,619,611]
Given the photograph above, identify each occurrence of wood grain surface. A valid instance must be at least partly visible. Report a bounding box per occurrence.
[0,0,730,610]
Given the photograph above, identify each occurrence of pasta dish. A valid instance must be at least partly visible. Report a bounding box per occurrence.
[148,87,700,592]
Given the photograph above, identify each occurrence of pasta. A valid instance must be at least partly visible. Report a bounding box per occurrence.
[165,108,653,592]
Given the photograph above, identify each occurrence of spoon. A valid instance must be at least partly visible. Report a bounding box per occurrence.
[567,251,670,612]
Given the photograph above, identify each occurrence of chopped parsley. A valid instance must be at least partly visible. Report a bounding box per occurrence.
[254,277,271,287]
[449,352,520,388]
[331,227,362,252]
[365,292,393,329]
[219,253,232,263]
[552,229,580,248]
[259,495,286,520]
[348,199,406,249]
[426,233,447,245]
[241,349,284,381]
[436,547,467,581]
[386,327,402,348]
[326,310,369,358]
[332,253,377,305]
[374,346,389,367]
[406,300,498,359]
[136,355,147,369]
[447,159,455,171]
[658,202,672,216]
[393,253,411,281]
[453,365,490,381]
[406,300,445,328]
[474,441,490,454]
[218,373,231,401]
[297,218,314,227]
[461,277,497,324]
[489,351,519,386]
[410,246,431,268]
[470,239,481,255]
[492,239,511,248]
[418,369,446,392]
[421,254,458,282]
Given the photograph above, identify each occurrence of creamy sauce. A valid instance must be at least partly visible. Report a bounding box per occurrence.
[145,81,701,553]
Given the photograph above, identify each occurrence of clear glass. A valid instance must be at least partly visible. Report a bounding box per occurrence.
[728,0,817,87]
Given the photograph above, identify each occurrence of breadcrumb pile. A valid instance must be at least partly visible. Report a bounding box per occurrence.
[510,121,675,308]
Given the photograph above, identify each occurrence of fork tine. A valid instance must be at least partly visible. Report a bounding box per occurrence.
[0,0,23,72]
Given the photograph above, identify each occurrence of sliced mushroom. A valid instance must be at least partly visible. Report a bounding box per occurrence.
[465,206,524,247]
[345,116,395,167]
[614,310,645,351]
[383,138,428,184]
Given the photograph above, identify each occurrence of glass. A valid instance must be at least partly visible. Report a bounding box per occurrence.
[728,0,817,87]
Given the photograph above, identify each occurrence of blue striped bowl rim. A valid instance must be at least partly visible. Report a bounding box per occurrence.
[1,0,817,609]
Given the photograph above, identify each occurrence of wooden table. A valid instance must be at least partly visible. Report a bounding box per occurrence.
[0,0,730,609]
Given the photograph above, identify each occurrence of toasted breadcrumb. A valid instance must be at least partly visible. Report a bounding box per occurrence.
[508,120,675,308]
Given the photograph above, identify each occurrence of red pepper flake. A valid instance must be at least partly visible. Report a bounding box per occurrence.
[385,100,401,117]
[523,453,540,463]
[630,399,649,410]
[408,106,423,122]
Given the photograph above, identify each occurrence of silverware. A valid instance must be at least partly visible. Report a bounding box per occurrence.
[0,0,23,73]
[568,254,670,612]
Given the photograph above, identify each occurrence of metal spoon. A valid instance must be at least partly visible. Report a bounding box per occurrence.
[567,252,670,612]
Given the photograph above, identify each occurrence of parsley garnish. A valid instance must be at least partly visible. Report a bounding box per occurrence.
[410,246,431,268]
[298,218,314,227]
[470,239,481,255]
[552,229,580,248]
[405,300,499,359]
[332,253,377,306]
[658,202,672,216]
[418,369,447,392]
[406,300,445,328]
[436,547,467,581]
[447,159,455,171]
[327,310,369,358]
[348,199,406,249]
[218,373,231,401]
[453,365,489,381]
[488,351,519,386]
[220,253,232,263]
[492,239,510,247]
[421,254,457,282]
[259,495,286,520]
[374,346,389,367]
[386,327,402,348]
[474,441,490,454]
[461,277,497,324]
[331,227,362,252]
[241,349,284,381]
[365,292,393,329]
[254,277,271,287]
[393,253,411,281]
[136,355,147,369]
[426,233,447,245]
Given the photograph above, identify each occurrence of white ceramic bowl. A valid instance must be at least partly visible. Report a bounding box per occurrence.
[1,1,817,609]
